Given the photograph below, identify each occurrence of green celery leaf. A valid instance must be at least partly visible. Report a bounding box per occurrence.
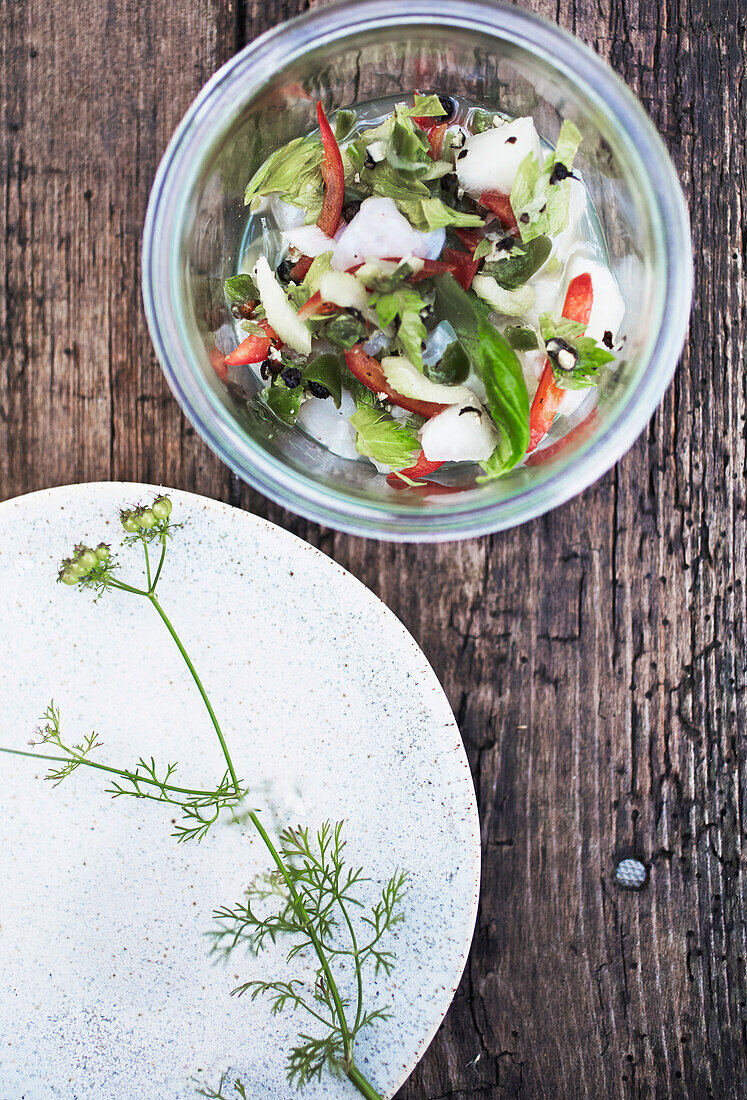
[540,313,615,389]
[388,108,432,174]
[481,235,552,289]
[244,135,324,222]
[369,282,427,370]
[399,197,484,232]
[334,108,357,141]
[301,252,334,294]
[510,119,582,242]
[302,353,343,407]
[225,273,258,304]
[539,312,586,341]
[551,336,614,389]
[473,320,529,475]
[400,95,448,119]
[472,237,493,260]
[350,402,420,468]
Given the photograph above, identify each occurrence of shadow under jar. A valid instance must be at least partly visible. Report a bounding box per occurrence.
[143,0,691,542]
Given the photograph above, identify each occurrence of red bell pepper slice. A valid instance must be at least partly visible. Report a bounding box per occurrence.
[425,121,448,159]
[386,451,444,488]
[316,101,345,237]
[409,258,458,282]
[454,227,486,254]
[344,344,449,419]
[442,247,480,290]
[527,272,593,452]
[224,320,280,367]
[290,255,313,282]
[479,191,519,234]
[297,290,338,320]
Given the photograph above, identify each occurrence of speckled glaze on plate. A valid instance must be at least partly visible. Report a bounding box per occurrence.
[0,483,480,1100]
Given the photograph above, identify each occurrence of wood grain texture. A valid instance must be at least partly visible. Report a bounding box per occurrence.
[1,0,745,1097]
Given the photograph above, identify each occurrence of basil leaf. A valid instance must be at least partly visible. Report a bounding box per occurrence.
[432,273,483,362]
[323,313,368,349]
[350,401,420,468]
[510,120,583,242]
[244,135,324,221]
[225,273,258,304]
[261,382,303,425]
[334,108,357,141]
[425,340,470,385]
[303,353,343,407]
[473,320,529,476]
[505,326,539,351]
[481,235,552,289]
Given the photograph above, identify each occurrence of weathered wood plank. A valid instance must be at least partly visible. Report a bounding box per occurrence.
[1,0,745,1097]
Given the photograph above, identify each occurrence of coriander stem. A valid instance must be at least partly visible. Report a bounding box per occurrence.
[0,746,218,799]
[150,535,167,591]
[139,562,378,1098]
[143,541,153,590]
[147,593,241,795]
[345,1063,383,1100]
[247,809,354,1056]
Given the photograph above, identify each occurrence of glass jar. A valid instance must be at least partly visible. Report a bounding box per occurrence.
[142,0,692,541]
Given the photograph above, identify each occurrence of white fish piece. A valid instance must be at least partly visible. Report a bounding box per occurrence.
[423,321,458,366]
[332,197,445,271]
[561,251,625,343]
[456,116,542,196]
[297,387,360,461]
[420,401,498,462]
[281,224,336,257]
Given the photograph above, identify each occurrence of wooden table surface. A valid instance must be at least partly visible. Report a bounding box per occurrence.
[2,0,745,1096]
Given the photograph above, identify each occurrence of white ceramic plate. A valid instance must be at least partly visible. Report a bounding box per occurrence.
[0,483,479,1100]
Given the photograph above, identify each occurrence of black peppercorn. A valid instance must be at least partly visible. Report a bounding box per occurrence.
[281,366,302,389]
[505,135,517,145]
[437,94,456,121]
[603,330,614,349]
[549,161,573,185]
[546,337,578,374]
[343,200,361,223]
[308,380,331,399]
[457,148,468,160]
[519,212,530,224]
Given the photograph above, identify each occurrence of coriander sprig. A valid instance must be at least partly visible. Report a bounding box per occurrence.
[1,496,405,1100]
